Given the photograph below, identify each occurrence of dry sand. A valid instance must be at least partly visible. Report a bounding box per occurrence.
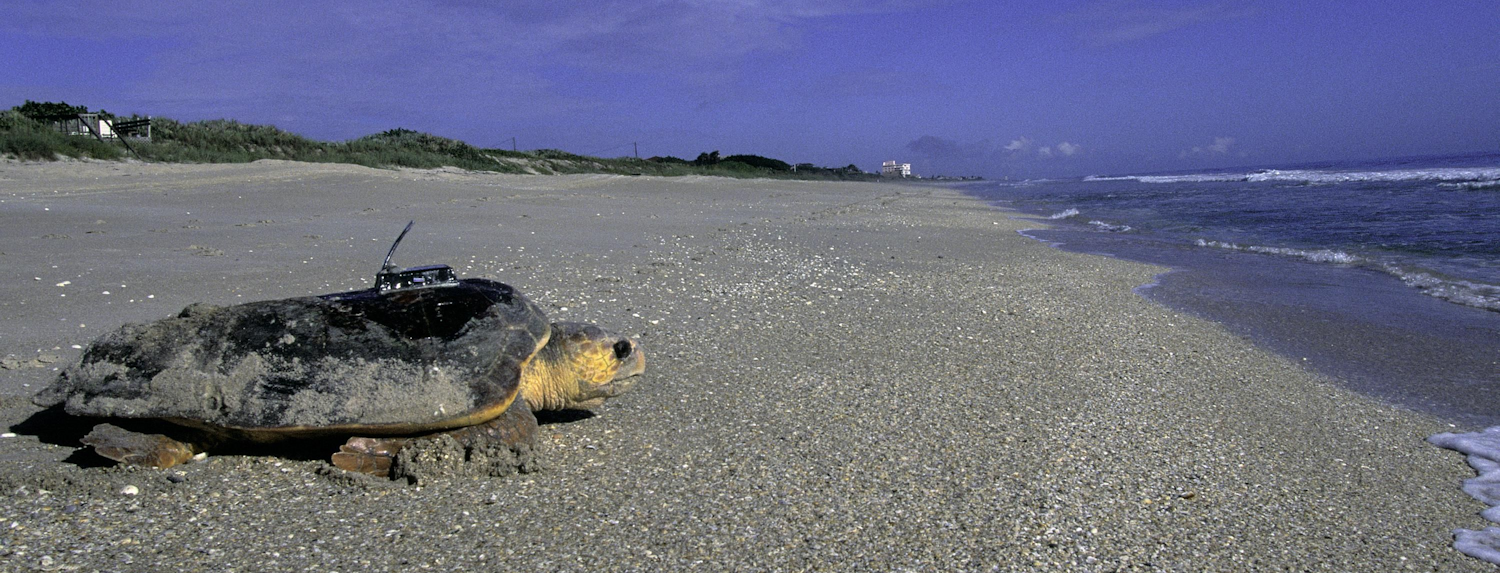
[0,159,1490,571]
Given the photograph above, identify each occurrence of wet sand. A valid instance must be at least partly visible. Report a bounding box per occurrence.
[0,159,1490,570]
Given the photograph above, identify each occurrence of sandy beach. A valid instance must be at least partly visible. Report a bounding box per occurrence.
[0,159,1489,571]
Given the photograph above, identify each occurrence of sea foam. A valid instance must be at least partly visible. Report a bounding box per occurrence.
[1441,180,1500,191]
[1383,265,1500,312]
[1103,166,1500,186]
[1192,241,1500,310]
[1429,426,1500,564]
[1089,220,1132,232]
[1195,239,1361,264]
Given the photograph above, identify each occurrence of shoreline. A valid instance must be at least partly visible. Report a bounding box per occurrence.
[0,160,1490,570]
[954,169,1500,431]
[1003,223,1500,430]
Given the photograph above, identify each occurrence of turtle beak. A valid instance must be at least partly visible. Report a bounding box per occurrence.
[614,339,645,380]
[577,339,644,405]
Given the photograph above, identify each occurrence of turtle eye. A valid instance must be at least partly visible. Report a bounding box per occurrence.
[613,340,632,360]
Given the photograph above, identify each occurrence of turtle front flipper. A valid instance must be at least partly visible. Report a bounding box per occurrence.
[82,424,198,468]
[331,437,411,477]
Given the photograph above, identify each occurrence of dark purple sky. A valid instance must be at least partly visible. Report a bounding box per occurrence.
[4,1,1497,177]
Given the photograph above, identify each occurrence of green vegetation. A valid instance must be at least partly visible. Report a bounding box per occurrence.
[0,100,881,181]
[673,150,868,179]
[14,100,112,121]
[0,105,124,161]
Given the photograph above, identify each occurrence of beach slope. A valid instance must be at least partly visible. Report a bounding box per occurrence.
[0,160,1487,570]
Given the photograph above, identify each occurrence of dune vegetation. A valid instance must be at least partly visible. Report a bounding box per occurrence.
[0,100,877,180]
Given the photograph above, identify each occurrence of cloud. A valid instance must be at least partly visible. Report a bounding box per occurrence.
[1205,136,1234,154]
[1180,136,1236,158]
[908,135,1081,164]
[906,135,988,158]
[902,134,1090,177]
[809,68,930,98]
[1025,139,1082,159]
[1,0,939,140]
[3,1,935,71]
[1064,1,1257,46]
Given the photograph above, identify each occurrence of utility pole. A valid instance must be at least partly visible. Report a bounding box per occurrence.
[511,137,517,152]
[633,142,638,159]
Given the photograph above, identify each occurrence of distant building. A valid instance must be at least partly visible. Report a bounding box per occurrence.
[881,160,912,178]
[55,114,113,138]
[50,114,152,141]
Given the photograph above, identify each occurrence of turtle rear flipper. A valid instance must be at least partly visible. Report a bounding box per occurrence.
[331,437,410,477]
[82,424,197,468]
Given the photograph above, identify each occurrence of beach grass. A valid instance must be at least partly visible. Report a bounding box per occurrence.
[0,111,126,161]
[0,106,881,181]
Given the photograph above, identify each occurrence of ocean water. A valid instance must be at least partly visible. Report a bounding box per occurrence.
[959,153,1500,425]
[961,153,1500,562]
[988,154,1500,311]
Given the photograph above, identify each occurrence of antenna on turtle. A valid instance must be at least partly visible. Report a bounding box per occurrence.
[381,221,414,274]
[370,221,458,293]
[375,221,415,289]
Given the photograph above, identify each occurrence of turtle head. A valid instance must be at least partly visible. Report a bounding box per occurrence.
[520,322,645,411]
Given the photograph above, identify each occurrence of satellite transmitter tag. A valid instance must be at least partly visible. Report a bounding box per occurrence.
[373,221,459,292]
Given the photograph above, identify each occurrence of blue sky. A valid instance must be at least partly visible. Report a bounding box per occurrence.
[3,1,1497,177]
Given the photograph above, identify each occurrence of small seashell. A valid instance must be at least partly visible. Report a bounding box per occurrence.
[119,485,139,496]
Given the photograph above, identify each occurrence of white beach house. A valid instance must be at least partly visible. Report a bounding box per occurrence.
[881,160,912,177]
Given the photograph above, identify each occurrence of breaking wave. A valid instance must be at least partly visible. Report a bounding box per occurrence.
[1383,265,1500,312]
[1195,240,1361,264]
[1441,180,1500,191]
[1428,427,1500,564]
[1048,208,1081,219]
[1089,220,1132,233]
[1091,166,1500,186]
[1194,240,1500,311]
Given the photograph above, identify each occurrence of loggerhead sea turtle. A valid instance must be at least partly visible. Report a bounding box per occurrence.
[31,223,644,479]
